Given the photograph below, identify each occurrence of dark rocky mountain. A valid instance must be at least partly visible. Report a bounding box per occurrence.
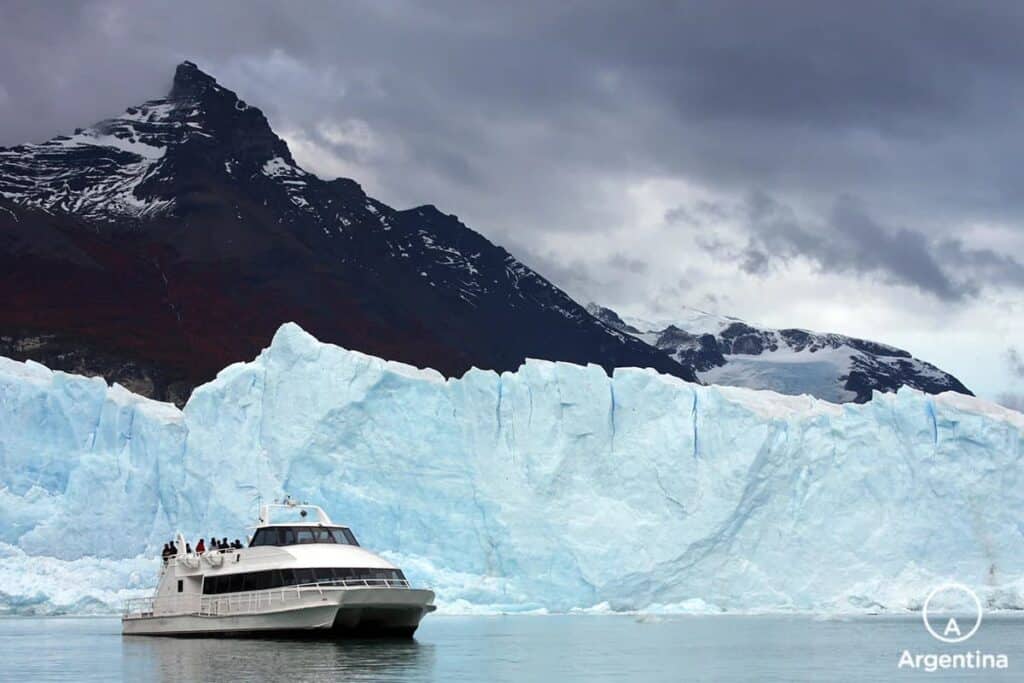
[587,303,972,404]
[0,62,695,404]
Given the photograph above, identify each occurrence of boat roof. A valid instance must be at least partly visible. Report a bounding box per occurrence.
[257,501,343,528]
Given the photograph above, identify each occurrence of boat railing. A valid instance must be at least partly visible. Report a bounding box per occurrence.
[160,548,240,568]
[123,577,414,619]
[123,596,156,618]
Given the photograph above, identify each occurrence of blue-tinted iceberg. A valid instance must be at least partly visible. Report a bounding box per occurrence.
[0,323,1022,614]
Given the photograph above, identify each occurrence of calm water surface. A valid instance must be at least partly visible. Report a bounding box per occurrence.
[2,614,1021,681]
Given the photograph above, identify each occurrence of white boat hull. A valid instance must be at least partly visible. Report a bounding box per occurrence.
[123,587,436,638]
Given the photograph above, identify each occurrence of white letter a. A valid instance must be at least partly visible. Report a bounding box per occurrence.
[943,618,961,637]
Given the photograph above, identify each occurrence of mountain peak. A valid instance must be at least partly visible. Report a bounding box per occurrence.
[163,60,295,166]
[0,59,700,405]
[169,60,219,100]
[0,59,296,222]
[590,302,971,403]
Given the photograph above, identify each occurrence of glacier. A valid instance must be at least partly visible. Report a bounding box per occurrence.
[0,322,1022,615]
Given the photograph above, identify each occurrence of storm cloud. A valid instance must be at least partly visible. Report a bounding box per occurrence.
[2,0,1023,400]
[680,192,1024,301]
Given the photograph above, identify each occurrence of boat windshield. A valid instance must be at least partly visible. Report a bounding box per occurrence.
[249,526,359,547]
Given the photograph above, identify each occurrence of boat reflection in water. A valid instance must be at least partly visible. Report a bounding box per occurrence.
[123,632,435,682]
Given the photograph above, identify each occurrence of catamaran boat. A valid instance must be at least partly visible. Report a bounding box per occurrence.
[122,501,435,637]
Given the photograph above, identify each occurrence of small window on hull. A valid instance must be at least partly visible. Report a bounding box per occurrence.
[177,580,183,593]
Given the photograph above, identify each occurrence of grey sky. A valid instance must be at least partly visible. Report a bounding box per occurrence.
[2,1,1022,403]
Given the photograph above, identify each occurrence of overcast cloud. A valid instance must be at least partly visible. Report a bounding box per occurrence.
[2,0,1022,403]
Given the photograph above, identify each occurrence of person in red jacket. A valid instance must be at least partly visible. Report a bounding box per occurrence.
[196,538,206,555]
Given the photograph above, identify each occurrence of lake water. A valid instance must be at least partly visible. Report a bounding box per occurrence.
[2,614,1021,681]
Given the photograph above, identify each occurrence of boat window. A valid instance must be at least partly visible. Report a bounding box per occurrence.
[248,526,358,547]
[249,528,276,546]
[201,567,408,594]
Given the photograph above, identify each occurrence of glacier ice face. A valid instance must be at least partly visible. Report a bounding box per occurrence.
[0,323,1022,614]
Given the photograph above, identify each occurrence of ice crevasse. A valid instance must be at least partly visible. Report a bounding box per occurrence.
[0,322,1022,615]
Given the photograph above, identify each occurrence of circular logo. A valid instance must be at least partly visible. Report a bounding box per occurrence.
[922,583,983,644]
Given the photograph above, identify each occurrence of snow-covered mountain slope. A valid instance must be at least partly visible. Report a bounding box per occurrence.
[587,304,971,404]
[1,101,180,221]
[0,62,692,405]
[0,324,1020,615]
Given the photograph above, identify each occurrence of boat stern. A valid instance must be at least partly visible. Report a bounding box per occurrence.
[330,587,436,638]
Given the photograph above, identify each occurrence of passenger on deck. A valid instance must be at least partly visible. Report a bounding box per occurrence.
[185,542,192,554]
[232,539,243,549]
[161,543,171,563]
[221,537,229,550]
[196,538,206,554]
